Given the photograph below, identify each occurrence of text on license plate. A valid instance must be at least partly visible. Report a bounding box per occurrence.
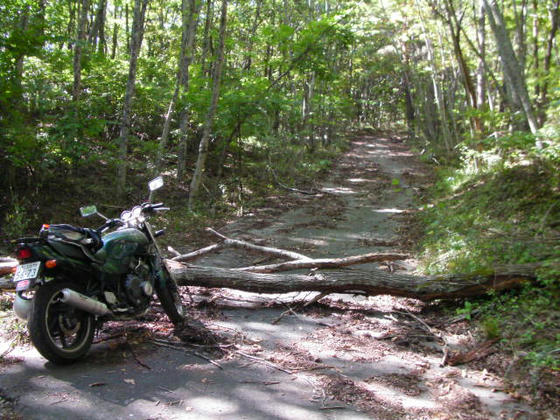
[14,262,41,282]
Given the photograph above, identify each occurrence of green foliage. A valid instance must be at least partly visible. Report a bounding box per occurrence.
[456,300,476,321]
[3,197,30,238]
[481,317,501,340]
[419,129,560,369]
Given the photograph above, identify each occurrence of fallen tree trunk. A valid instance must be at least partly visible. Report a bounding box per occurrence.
[166,260,540,301]
[165,229,544,301]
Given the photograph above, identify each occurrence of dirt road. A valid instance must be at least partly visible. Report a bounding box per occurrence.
[0,133,536,419]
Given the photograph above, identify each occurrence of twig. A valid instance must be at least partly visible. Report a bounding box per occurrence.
[272,307,294,325]
[234,349,293,374]
[239,380,281,385]
[150,339,223,369]
[205,228,311,261]
[167,246,181,257]
[126,342,151,370]
[192,351,224,369]
[400,310,436,336]
[303,292,329,307]
[171,243,226,262]
[394,310,449,360]
[267,164,319,196]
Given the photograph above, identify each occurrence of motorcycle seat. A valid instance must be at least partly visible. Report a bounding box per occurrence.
[45,225,103,259]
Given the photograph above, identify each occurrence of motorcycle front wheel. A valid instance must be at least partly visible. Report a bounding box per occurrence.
[28,280,94,364]
[155,269,186,326]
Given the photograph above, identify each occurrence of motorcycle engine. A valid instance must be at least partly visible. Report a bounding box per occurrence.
[124,260,153,307]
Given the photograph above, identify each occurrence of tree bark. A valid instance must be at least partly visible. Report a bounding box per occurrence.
[157,0,202,173]
[537,0,560,124]
[165,260,541,301]
[116,0,149,196]
[483,0,539,134]
[72,0,90,102]
[188,0,228,209]
[162,230,545,301]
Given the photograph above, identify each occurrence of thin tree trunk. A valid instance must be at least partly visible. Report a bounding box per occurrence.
[98,0,107,54]
[72,0,90,102]
[475,0,486,112]
[188,0,228,209]
[513,0,529,70]
[116,0,149,196]
[157,0,202,173]
[415,0,453,151]
[88,0,106,51]
[483,0,538,134]
[200,0,214,78]
[302,72,316,151]
[243,0,262,70]
[538,0,560,124]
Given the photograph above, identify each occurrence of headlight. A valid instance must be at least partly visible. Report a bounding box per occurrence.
[132,206,142,219]
[121,210,131,221]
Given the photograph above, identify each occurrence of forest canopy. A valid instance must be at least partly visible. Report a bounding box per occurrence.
[0,0,559,225]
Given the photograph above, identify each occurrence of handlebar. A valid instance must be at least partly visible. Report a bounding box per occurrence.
[97,218,124,233]
[142,202,170,214]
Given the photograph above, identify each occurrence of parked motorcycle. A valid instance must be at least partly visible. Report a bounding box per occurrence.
[12,176,185,364]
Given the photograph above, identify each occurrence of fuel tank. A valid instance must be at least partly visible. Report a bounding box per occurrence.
[95,228,149,274]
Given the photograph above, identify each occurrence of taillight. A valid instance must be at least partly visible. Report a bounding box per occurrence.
[17,247,32,260]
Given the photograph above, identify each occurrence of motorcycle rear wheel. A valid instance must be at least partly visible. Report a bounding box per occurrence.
[28,280,95,364]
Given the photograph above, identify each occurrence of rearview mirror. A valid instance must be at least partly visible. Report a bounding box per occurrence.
[80,205,98,218]
[148,176,164,192]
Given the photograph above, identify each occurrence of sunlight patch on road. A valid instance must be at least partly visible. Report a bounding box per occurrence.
[362,380,438,410]
[373,208,405,214]
[320,186,356,194]
[347,178,375,183]
[189,396,239,415]
[289,237,329,246]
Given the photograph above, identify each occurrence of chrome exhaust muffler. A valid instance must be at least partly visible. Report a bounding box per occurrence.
[60,288,111,316]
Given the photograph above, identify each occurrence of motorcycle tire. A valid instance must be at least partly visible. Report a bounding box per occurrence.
[155,269,186,326]
[28,280,95,365]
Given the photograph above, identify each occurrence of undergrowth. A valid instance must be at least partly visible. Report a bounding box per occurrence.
[418,130,560,370]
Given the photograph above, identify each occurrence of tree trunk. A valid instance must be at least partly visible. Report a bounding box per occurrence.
[157,0,202,173]
[188,0,228,209]
[537,0,560,124]
[88,0,107,52]
[243,0,262,70]
[165,260,541,302]
[161,230,545,302]
[475,0,486,112]
[302,72,316,151]
[116,0,149,196]
[442,0,480,131]
[483,0,538,134]
[200,0,214,78]
[72,0,90,102]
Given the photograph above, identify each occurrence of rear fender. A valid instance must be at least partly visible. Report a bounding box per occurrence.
[14,292,33,320]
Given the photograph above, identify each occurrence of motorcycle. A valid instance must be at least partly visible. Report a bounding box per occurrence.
[11,176,185,364]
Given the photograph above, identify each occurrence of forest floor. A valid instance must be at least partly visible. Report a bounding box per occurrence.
[0,133,551,419]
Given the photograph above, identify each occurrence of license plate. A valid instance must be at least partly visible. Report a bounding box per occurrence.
[13,261,41,282]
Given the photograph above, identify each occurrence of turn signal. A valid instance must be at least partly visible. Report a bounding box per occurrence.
[45,259,57,269]
[42,224,50,229]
